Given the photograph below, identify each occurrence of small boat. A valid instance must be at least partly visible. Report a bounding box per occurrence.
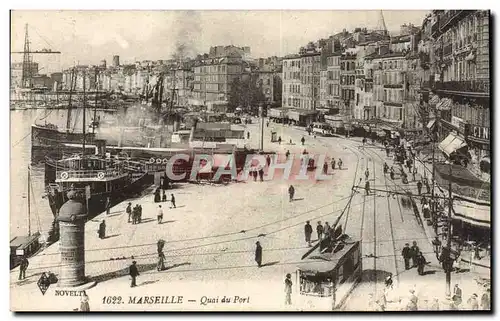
[10,166,41,270]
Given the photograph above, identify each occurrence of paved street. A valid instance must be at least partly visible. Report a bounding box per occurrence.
[10,119,489,311]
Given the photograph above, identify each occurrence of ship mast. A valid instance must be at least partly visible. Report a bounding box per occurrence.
[82,71,86,156]
[27,165,31,236]
[93,67,99,135]
[66,68,75,132]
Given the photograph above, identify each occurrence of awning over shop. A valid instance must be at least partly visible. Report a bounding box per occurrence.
[438,133,467,156]
[436,98,452,111]
[427,119,436,129]
[288,109,318,121]
[452,197,490,228]
[429,95,440,105]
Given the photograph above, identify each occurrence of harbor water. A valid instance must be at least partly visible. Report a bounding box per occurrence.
[10,108,116,240]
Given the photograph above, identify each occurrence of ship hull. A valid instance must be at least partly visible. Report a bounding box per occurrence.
[44,159,153,220]
[31,124,96,163]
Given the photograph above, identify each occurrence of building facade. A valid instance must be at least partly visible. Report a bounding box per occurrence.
[340,53,357,117]
[192,54,243,105]
[300,52,321,110]
[282,55,301,108]
[430,10,490,173]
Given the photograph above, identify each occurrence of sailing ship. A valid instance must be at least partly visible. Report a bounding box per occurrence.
[44,73,153,220]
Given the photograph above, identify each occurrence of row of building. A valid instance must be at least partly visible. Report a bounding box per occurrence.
[57,46,283,109]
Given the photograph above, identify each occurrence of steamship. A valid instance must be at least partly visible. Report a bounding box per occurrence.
[44,141,153,220]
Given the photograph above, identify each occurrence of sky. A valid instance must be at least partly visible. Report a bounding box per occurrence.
[11,10,429,72]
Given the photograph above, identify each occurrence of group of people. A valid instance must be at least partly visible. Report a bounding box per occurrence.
[249,167,265,182]
[125,202,143,225]
[154,188,176,208]
[401,241,427,275]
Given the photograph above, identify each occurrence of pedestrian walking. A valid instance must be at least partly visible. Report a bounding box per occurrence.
[170,194,176,208]
[323,222,331,238]
[157,251,166,271]
[383,163,388,175]
[18,256,29,280]
[285,150,290,160]
[402,243,412,270]
[126,202,132,223]
[480,287,490,310]
[390,167,395,180]
[288,185,295,202]
[129,261,139,287]
[301,136,305,146]
[285,273,293,305]
[365,169,370,180]
[154,188,161,203]
[338,158,343,170]
[452,284,462,307]
[247,132,250,139]
[385,274,394,289]
[411,241,420,267]
[98,220,106,239]
[252,168,258,181]
[417,181,422,195]
[278,136,282,145]
[138,205,143,223]
[331,158,336,170]
[467,293,479,310]
[316,221,324,241]
[365,181,370,195]
[105,197,111,215]
[406,289,418,311]
[425,181,431,194]
[266,155,271,167]
[304,221,313,247]
[162,191,167,202]
[79,291,90,312]
[157,205,163,224]
[255,241,263,267]
[323,162,328,175]
[416,252,427,275]
[432,236,442,256]
[258,167,264,182]
[422,202,431,219]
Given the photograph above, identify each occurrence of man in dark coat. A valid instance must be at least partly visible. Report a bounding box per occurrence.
[411,241,420,267]
[255,241,262,267]
[288,185,295,202]
[132,205,139,224]
[323,162,328,175]
[18,256,29,280]
[417,181,422,195]
[105,197,111,215]
[138,205,143,223]
[258,167,264,182]
[402,243,412,270]
[285,273,293,305]
[170,194,176,208]
[453,284,462,307]
[304,221,313,247]
[98,220,106,239]
[126,202,132,223]
[301,136,305,146]
[316,221,324,241]
[266,155,271,167]
[129,261,139,287]
[416,252,427,275]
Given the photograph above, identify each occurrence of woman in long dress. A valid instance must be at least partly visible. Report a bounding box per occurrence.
[80,291,90,312]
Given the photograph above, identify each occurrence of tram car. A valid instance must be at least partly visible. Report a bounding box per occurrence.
[296,235,362,310]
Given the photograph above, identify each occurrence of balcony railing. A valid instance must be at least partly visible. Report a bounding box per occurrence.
[433,80,490,95]
[439,10,469,33]
[57,169,124,181]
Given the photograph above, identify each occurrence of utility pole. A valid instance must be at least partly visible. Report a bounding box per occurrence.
[259,105,264,151]
[445,161,453,297]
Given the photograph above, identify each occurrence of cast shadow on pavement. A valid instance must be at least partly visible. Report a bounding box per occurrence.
[137,280,159,287]
[360,269,393,283]
[160,220,176,224]
[104,234,120,239]
[162,262,191,271]
[91,262,159,284]
[261,261,280,267]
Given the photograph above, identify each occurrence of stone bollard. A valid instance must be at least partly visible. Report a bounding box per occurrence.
[57,190,87,287]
